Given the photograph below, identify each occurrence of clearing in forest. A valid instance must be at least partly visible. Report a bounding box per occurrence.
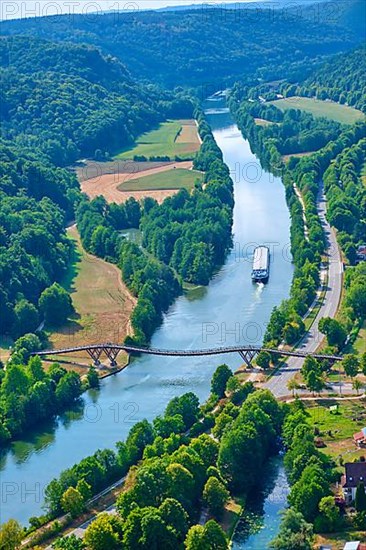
[270,97,365,124]
[282,151,316,162]
[115,119,201,160]
[80,160,195,204]
[117,168,204,192]
[47,226,136,371]
[254,118,275,126]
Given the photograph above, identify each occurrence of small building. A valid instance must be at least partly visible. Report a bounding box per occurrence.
[342,462,366,504]
[356,245,366,262]
[353,427,366,447]
[343,543,366,550]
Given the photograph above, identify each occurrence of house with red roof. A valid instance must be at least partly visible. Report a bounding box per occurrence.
[353,427,366,447]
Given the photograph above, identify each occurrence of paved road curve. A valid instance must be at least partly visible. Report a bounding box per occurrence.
[265,183,343,397]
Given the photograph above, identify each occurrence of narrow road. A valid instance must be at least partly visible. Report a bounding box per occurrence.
[44,478,125,548]
[265,183,343,397]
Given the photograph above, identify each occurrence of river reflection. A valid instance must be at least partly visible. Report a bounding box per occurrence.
[232,457,290,550]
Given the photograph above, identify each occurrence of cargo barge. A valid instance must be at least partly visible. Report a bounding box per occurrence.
[251,246,270,283]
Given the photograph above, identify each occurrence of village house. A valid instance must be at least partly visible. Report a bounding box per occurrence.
[353,427,366,447]
[356,244,366,262]
[342,462,366,504]
[343,543,366,550]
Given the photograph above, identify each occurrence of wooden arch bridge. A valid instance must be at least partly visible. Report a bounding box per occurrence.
[32,343,343,368]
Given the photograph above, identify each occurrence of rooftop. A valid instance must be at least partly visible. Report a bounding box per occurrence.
[343,462,366,488]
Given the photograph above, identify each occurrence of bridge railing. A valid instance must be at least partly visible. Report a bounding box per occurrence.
[31,343,343,363]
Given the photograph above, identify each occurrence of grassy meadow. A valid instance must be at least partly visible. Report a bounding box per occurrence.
[117,168,204,192]
[115,120,200,160]
[270,97,365,124]
[47,226,135,369]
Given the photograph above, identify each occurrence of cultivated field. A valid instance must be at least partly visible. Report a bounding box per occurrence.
[47,226,136,371]
[117,168,204,192]
[76,160,170,183]
[270,97,365,124]
[80,160,194,204]
[115,119,201,160]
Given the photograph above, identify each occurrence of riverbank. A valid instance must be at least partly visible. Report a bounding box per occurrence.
[47,225,136,371]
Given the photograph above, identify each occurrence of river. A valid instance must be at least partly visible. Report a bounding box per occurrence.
[0,97,293,525]
[232,457,290,550]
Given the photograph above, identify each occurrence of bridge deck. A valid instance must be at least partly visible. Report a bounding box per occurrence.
[32,343,343,362]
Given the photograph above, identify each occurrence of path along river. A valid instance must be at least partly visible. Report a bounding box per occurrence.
[0,97,294,525]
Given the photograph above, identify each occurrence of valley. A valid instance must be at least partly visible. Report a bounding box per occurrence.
[0,2,365,549]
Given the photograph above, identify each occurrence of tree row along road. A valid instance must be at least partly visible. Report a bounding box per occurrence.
[265,183,343,397]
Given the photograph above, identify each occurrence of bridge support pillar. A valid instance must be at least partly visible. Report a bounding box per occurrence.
[103,346,120,367]
[239,350,257,368]
[87,348,103,367]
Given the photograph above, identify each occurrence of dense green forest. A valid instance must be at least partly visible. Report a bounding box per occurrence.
[297,46,366,111]
[0,36,193,342]
[0,350,85,443]
[23,367,286,549]
[231,45,366,114]
[323,138,366,256]
[1,2,363,88]
[0,141,78,339]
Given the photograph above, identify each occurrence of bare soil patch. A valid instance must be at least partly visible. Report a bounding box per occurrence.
[282,151,315,162]
[80,160,193,204]
[176,119,201,147]
[76,160,171,183]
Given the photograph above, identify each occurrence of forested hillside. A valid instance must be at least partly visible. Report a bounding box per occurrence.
[1,1,363,88]
[0,37,194,165]
[0,36,193,341]
[0,141,78,339]
[229,81,366,351]
[301,46,366,111]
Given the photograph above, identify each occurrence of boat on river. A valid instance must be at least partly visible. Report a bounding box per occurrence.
[251,246,270,283]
